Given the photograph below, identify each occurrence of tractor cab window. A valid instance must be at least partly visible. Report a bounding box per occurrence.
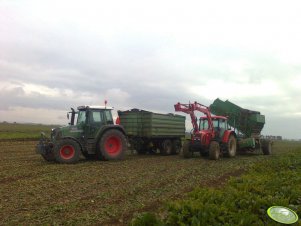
[104,110,113,124]
[212,119,220,134]
[89,111,104,124]
[219,119,227,130]
[212,119,219,128]
[213,118,227,137]
[77,110,86,125]
[199,118,209,130]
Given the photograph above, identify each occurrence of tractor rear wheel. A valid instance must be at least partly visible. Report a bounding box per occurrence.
[182,140,193,158]
[209,141,220,160]
[226,135,237,157]
[160,139,172,155]
[99,129,127,160]
[54,139,81,164]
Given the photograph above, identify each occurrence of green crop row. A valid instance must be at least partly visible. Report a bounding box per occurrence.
[131,147,301,226]
[0,123,58,139]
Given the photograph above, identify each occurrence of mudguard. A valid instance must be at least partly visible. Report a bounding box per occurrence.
[222,130,236,143]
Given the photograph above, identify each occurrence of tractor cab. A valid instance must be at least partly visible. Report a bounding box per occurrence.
[199,116,229,139]
[68,106,114,126]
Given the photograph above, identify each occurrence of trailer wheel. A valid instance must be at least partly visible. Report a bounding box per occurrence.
[262,141,272,155]
[226,135,237,157]
[99,129,127,160]
[41,151,55,162]
[209,141,220,160]
[182,140,193,158]
[54,139,81,164]
[160,139,172,155]
[172,139,181,154]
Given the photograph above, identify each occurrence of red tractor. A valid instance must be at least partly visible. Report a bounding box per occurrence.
[174,101,237,160]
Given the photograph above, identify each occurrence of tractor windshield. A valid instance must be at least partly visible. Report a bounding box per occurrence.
[212,118,227,130]
[212,119,219,128]
[199,118,209,130]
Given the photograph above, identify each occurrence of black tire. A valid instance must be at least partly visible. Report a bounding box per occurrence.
[41,151,55,162]
[171,139,181,154]
[160,139,172,155]
[99,129,127,160]
[262,141,272,155]
[209,141,220,160]
[54,139,81,164]
[225,135,237,157]
[182,140,193,158]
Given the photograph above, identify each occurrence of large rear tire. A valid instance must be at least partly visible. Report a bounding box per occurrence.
[99,130,127,160]
[209,141,220,160]
[182,140,193,158]
[226,135,237,157]
[54,139,81,164]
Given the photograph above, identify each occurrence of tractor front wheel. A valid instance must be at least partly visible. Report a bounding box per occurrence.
[54,139,81,164]
[99,130,127,160]
[182,140,193,158]
[226,135,237,157]
[209,141,220,160]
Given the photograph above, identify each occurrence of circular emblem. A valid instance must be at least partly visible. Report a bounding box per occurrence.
[267,206,299,224]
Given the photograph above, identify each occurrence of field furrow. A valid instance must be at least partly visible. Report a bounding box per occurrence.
[0,141,300,225]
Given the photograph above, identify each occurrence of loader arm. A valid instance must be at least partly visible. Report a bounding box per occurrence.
[174,102,214,133]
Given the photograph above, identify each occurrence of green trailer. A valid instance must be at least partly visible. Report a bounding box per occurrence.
[209,98,272,155]
[118,109,186,155]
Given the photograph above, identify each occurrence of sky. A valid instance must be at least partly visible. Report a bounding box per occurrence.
[0,0,301,139]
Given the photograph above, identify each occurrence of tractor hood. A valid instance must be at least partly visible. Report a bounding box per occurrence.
[51,125,84,141]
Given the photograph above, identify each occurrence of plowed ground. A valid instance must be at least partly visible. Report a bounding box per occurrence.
[0,141,296,225]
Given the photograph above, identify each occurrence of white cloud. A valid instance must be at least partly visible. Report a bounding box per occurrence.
[1,0,301,138]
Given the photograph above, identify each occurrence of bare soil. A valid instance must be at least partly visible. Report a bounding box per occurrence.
[0,141,283,225]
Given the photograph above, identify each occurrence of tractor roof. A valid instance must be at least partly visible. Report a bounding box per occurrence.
[77,105,114,110]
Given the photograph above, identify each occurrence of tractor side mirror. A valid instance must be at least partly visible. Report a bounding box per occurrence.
[67,113,69,120]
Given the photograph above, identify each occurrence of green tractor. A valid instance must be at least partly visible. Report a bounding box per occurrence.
[36,105,127,163]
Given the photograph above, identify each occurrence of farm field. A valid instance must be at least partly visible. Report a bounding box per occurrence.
[0,122,57,140]
[0,140,300,225]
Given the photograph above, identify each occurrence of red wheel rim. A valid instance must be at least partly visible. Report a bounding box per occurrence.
[60,145,75,160]
[104,136,121,156]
